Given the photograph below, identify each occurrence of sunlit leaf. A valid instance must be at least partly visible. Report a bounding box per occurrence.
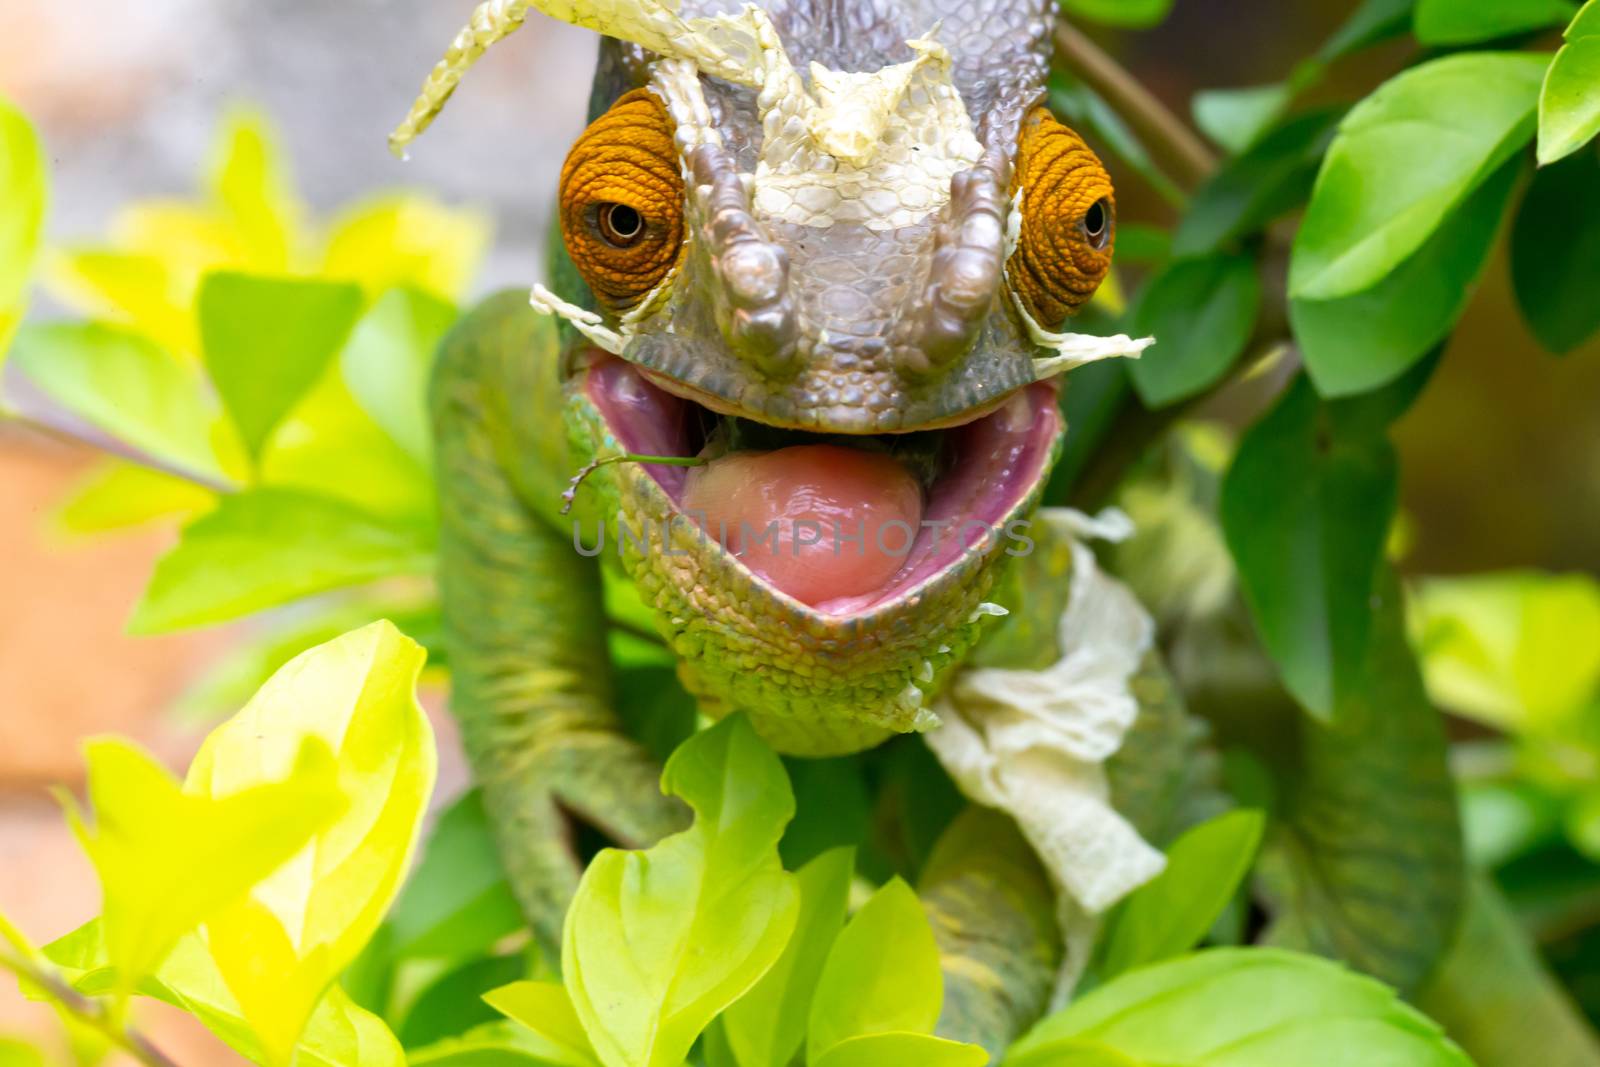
[408,1022,579,1066]
[9,322,230,483]
[45,250,198,358]
[807,879,944,1061]
[1511,145,1600,353]
[60,738,343,999]
[1220,375,1398,720]
[0,95,46,366]
[399,955,527,1049]
[1057,0,1174,29]
[1290,52,1548,300]
[484,981,601,1067]
[340,286,456,464]
[129,488,433,634]
[197,271,364,461]
[207,107,303,274]
[1538,1,1600,164]
[55,460,216,536]
[322,195,490,303]
[563,715,799,1067]
[1010,949,1473,1067]
[1100,809,1265,978]
[184,620,435,1066]
[811,1033,990,1067]
[1128,253,1260,407]
[1415,0,1575,43]
[0,1039,44,1067]
[1294,156,1521,396]
[724,848,853,1067]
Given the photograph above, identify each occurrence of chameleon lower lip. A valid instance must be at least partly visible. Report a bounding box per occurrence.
[584,354,1059,616]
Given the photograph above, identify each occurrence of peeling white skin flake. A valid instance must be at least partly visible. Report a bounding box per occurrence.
[1016,292,1155,379]
[968,601,1010,622]
[927,507,1164,937]
[529,284,625,354]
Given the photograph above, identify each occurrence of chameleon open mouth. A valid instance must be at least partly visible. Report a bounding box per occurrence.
[584,353,1061,617]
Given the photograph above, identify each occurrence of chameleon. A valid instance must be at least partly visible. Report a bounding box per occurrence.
[396,0,1187,1052]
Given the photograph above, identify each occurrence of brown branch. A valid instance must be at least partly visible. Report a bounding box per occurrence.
[0,954,180,1067]
[1052,20,1218,192]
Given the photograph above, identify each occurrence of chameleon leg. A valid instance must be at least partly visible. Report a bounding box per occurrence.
[432,293,688,955]
[921,808,1061,1056]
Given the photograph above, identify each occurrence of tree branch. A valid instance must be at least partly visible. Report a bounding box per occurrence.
[0,954,180,1067]
[1052,20,1218,191]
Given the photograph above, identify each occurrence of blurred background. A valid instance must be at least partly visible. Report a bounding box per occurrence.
[1,0,1596,1061]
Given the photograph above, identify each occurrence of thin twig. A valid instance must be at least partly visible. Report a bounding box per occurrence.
[0,954,179,1067]
[1052,20,1218,192]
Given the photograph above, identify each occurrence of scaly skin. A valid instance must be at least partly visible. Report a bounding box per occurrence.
[421,0,1173,1052]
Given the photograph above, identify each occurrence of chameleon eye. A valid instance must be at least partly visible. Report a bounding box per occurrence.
[559,89,685,312]
[1007,108,1116,329]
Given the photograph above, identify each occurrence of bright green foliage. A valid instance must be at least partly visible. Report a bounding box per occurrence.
[130,488,434,633]
[55,462,215,536]
[1290,52,1548,300]
[1220,375,1398,721]
[341,286,457,465]
[1057,0,1173,29]
[1009,949,1475,1067]
[485,981,602,1066]
[1512,145,1600,353]
[0,96,46,365]
[321,194,491,303]
[1100,809,1265,978]
[809,1033,988,1067]
[807,879,942,1060]
[198,272,365,461]
[9,322,232,483]
[1538,0,1600,164]
[60,738,343,1001]
[723,848,853,1067]
[1128,253,1260,406]
[0,1039,43,1067]
[408,1022,583,1066]
[1294,158,1521,396]
[562,715,800,1067]
[1192,84,1293,155]
[183,620,434,1065]
[1415,0,1575,44]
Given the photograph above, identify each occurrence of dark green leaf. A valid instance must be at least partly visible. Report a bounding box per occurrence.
[130,488,434,633]
[1512,145,1600,353]
[198,271,364,461]
[1320,0,1416,61]
[1416,0,1575,44]
[781,756,872,870]
[386,790,524,963]
[1295,156,1521,396]
[1220,376,1397,720]
[398,955,526,1049]
[1129,253,1261,407]
[1109,223,1170,267]
[1290,52,1547,300]
[1257,568,1465,993]
[1057,0,1173,29]
[1173,107,1344,257]
[614,666,699,765]
[1539,2,1600,164]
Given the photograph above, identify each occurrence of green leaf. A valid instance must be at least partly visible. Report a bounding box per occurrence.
[0,96,46,364]
[399,954,527,1049]
[184,620,436,1065]
[562,715,799,1067]
[0,1039,44,1067]
[130,488,434,633]
[387,789,523,963]
[1257,568,1465,993]
[321,194,490,303]
[1511,145,1600,353]
[1173,107,1343,257]
[60,737,343,999]
[1289,52,1548,300]
[55,461,216,535]
[1193,84,1292,155]
[810,1033,990,1067]
[198,271,364,461]
[723,848,853,1067]
[1128,253,1260,407]
[409,1022,582,1066]
[1057,0,1173,28]
[207,108,301,274]
[1010,948,1474,1067]
[1006,1038,1140,1067]
[1294,155,1521,396]
[807,879,943,1061]
[9,322,229,482]
[1539,2,1600,164]
[340,286,456,465]
[484,981,601,1067]
[1319,0,1416,61]
[1416,0,1575,43]
[1100,809,1265,978]
[1410,570,1600,733]
[1220,375,1398,720]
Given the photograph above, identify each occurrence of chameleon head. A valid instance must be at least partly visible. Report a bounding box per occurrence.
[396,0,1150,754]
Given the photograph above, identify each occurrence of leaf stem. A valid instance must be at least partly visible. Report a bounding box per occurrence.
[1052,21,1218,191]
[0,953,180,1067]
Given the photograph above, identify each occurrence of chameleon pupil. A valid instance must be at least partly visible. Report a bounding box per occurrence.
[599,202,644,247]
[1084,198,1110,248]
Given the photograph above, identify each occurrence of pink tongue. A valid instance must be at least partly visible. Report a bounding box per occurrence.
[683,443,924,605]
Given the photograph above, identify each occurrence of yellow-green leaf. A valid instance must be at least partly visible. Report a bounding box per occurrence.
[61,738,344,999]
[563,715,799,1067]
[484,981,602,1067]
[322,194,489,303]
[1539,0,1600,164]
[185,620,435,1065]
[206,108,303,274]
[809,1033,990,1067]
[0,95,46,367]
[55,461,217,536]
